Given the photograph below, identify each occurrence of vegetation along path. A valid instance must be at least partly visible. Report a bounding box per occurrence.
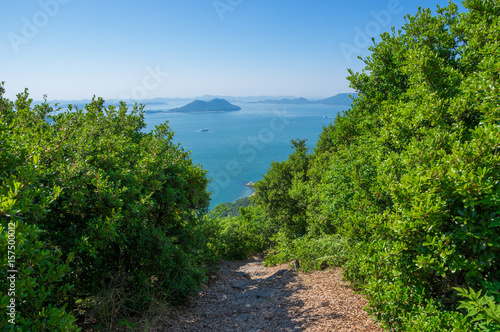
[158,256,382,331]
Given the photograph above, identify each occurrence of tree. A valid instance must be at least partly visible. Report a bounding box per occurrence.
[1,83,212,329]
[0,84,78,331]
[253,139,310,236]
[257,1,500,330]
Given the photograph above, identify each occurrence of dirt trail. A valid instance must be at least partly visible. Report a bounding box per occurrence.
[157,256,383,331]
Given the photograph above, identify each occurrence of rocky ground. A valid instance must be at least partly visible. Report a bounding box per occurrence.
[154,256,383,331]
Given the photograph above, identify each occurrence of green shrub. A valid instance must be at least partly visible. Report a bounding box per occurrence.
[265,233,348,272]
[253,139,311,237]
[205,205,271,260]
[455,283,500,331]
[1,83,212,329]
[217,216,255,260]
[0,222,79,332]
[0,84,79,331]
[208,196,254,218]
[253,1,500,330]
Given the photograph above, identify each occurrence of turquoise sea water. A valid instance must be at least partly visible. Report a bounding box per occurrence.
[143,102,348,209]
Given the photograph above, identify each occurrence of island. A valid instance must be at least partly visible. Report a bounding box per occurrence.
[256,97,310,105]
[169,98,241,113]
[249,93,358,106]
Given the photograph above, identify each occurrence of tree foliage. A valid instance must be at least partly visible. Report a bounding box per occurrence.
[208,196,254,218]
[1,1,498,330]
[253,139,311,237]
[0,86,78,331]
[0,84,211,330]
[254,1,500,330]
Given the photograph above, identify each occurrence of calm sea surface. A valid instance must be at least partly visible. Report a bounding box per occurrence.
[143,102,347,209]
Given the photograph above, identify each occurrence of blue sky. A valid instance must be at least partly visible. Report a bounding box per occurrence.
[1,0,462,100]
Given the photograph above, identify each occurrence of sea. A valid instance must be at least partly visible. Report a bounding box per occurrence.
[143,102,348,209]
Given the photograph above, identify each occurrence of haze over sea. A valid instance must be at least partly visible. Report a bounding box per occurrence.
[143,102,347,209]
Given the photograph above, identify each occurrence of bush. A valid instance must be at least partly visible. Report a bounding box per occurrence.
[0,84,79,331]
[455,283,500,332]
[265,233,348,272]
[1,83,212,329]
[208,196,254,218]
[253,1,500,330]
[205,205,271,260]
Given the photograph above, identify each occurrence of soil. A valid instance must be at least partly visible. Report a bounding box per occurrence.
[154,256,384,331]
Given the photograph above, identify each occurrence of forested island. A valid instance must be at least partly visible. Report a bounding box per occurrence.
[169,98,241,112]
[1,1,499,331]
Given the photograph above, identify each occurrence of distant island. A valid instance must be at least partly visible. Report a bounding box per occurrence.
[254,97,310,104]
[251,93,357,105]
[169,99,241,113]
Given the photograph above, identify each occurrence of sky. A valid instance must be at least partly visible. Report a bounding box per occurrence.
[0,0,464,101]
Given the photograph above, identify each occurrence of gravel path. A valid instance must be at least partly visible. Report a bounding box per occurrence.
[156,256,383,331]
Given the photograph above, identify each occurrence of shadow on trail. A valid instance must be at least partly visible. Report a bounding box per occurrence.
[171,257,346,332]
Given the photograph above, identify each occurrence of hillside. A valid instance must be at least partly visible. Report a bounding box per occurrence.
[208,196,253,218]
[315,93,356,105]
[208,2,500,332]
[256,97,311,104]
[169,98,241,112]
[2,1,498,331]
[248,2,500,331]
